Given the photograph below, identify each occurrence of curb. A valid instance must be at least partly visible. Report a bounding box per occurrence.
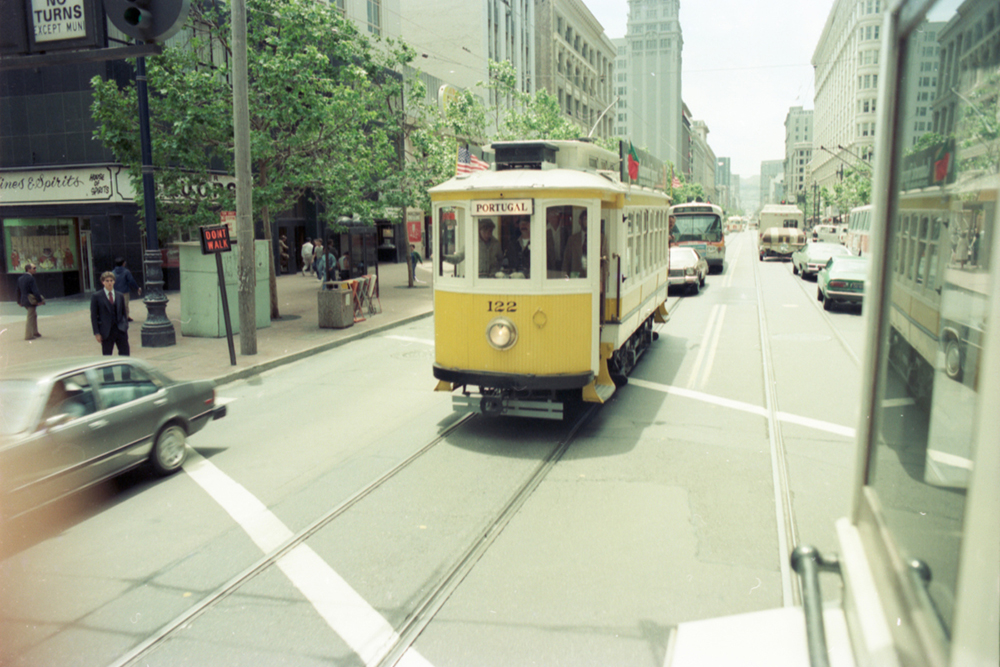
[211,310,434,387]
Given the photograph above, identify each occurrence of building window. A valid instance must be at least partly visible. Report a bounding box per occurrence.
[367,0,381,36]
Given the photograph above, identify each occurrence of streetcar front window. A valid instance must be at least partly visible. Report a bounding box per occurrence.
[673,214,722,243]
[867,0,997,640]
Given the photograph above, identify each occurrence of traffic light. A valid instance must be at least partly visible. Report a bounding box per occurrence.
[105,0,191,42]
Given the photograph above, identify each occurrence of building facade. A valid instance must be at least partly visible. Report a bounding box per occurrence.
[622,0,683,166]
[689,120,717,202]
[784,106,814,207]
[401,0,534,131]
[811,0,884,190]
[0,0,401,301]
[534,0,616,138]
[716,157,732,211]
[760,159,785,207]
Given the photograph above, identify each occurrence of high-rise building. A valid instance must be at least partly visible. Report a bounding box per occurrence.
[621,0,683,166]
[784,107,813,205]
[534,0,616,138]
[401,0,534,130]
[760,159,785,207]
[811,0,883,189]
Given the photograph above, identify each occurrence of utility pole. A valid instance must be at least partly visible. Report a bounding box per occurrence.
[232,0,256,354]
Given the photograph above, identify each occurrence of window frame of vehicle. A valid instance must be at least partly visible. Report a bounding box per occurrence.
[847,0,1000,664]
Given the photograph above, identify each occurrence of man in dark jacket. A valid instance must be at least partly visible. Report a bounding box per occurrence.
[15,263,45,340]
[91,271,130,356]
[112,257,141,321]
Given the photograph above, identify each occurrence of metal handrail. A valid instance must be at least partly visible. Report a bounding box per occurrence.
[791,545,842,667]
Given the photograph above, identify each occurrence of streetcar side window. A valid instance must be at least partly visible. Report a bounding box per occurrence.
[544,204,589,279]
[865,0,997,644]
[437,206,467,279]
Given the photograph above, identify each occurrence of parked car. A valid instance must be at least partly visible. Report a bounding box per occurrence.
[791,242,852,279]
[759,227,807,261]
[669,246,708,294]
[0,357,226,518]
[817,255,870,311]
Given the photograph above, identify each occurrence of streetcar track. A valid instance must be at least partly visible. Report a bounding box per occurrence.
[783,260,863,365]
[750,236,800,608]
[111,405,599,667]
[109,413,476,667]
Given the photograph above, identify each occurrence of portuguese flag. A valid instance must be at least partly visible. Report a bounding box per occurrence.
[627,142,640,181]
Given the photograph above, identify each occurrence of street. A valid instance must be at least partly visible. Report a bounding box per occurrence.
[1,231,866,667]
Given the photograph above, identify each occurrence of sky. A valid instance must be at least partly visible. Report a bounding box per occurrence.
[583,0,835,177]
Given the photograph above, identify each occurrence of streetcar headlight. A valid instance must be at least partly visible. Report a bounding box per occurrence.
[486,317,517,350]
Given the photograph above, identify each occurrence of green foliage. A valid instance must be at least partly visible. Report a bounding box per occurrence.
[90,0,414,242]
[822,167,871,212]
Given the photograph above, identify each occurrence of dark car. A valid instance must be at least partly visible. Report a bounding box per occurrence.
[791,241,852,279]
[0,357,226,518]
[817,256,870,311]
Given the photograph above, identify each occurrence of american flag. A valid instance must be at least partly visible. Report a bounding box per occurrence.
[456,145,489,175]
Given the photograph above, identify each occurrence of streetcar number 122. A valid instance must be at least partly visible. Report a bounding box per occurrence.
[487,301,517,312]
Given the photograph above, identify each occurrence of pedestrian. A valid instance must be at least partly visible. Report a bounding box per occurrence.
[278,235,290,274]
[301,238,314,276]
[15,263,45,340]
[112,257,141,322]
[409,244,424,283]
[313,238,324,279]
[91,271,130,356]
[338,251,351,281]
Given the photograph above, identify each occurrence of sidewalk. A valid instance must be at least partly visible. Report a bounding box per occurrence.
[0,260,434,385]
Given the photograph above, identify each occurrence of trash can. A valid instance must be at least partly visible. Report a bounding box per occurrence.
[318,282,354,329]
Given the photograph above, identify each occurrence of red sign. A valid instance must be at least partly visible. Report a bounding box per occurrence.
[407,220,422,244]
[199,224,232,254]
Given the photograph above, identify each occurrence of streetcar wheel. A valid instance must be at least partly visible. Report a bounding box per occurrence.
[150,423,188,475]
[944,339,964,381]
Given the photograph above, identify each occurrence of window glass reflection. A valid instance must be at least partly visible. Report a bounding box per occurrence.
[438,207,466,279]
[869,0,997,638]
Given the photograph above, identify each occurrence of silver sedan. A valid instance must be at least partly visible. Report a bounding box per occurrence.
[669,246,708,294]
[0,357,226,518]
[791,241,852,279]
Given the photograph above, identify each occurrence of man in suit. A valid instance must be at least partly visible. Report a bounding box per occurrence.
[91,271,130,356]
[546,209,569,274]
[503,217,532,277]
[16,263,45,340]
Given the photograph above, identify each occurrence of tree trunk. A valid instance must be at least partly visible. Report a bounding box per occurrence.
[256,163,280,320]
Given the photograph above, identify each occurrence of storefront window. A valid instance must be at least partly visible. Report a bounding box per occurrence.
[4,218,79,273]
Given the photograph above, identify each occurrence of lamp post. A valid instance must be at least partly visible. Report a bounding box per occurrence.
[136,55,176,347]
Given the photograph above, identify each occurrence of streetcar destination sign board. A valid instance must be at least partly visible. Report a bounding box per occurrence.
[471,199,533,216]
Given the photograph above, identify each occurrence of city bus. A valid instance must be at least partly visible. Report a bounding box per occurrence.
[845,204,873,256]
[669,202,725,273]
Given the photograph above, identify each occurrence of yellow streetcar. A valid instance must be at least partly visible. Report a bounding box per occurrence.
[430,140,672,419]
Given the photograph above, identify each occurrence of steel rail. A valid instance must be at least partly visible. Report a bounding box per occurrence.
[785,261,863,366]
[109,413,477,667]
[375,403,600,667]
[751,235,801,607]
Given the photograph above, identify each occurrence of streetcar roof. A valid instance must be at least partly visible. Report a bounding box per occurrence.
[429,167,657,203]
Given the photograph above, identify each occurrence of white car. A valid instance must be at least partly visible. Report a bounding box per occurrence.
[669,246,708,294]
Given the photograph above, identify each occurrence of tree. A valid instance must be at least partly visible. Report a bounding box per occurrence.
[92,0,409,318]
